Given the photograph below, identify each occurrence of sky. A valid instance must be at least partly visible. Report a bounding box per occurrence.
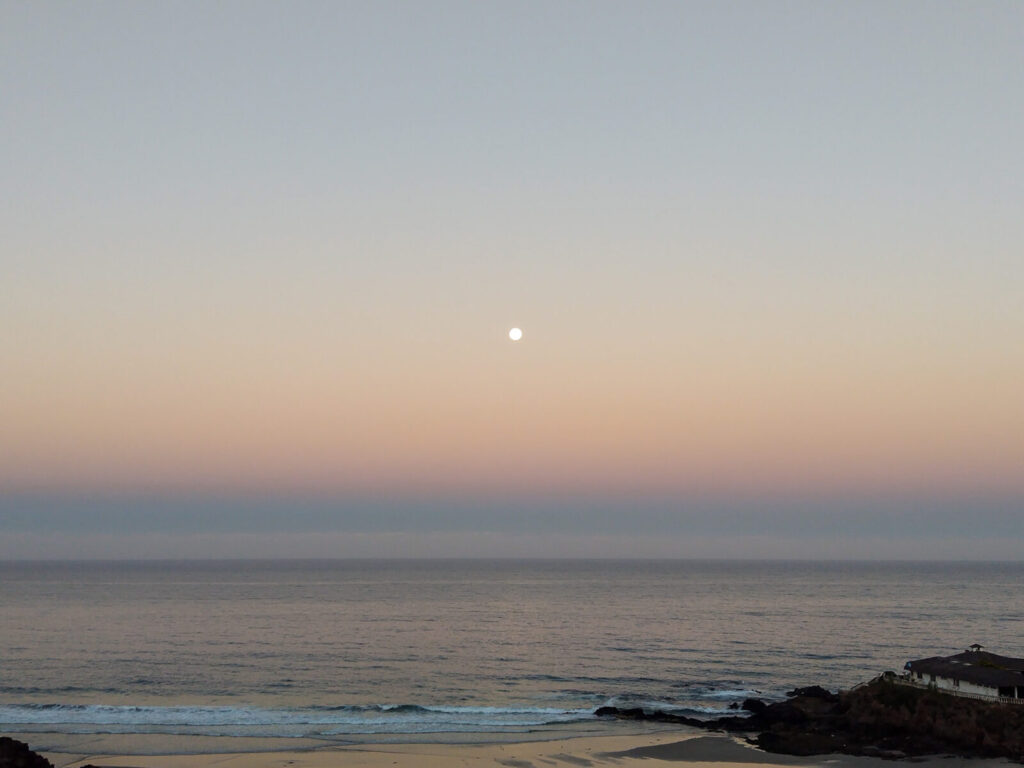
[2,1,1022,559]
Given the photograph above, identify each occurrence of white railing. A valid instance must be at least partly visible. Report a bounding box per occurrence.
[891,675,1024,705]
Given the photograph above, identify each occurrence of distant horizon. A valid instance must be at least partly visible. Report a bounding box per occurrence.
[2,490,1020,560]
[3,555,1023,563]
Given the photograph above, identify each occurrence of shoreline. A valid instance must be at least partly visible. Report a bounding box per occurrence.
[21,729,1017,768]
[8,719,680,754]
[15,680,1024,766]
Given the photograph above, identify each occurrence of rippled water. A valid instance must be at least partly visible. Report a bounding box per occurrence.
[1,559,1022,738]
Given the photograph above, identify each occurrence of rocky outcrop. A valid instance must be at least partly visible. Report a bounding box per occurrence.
[593,705,705,727]
[595,678,1024,762]
[0,737,54,768]
[817,678,1024,761]
[785,685,838,702]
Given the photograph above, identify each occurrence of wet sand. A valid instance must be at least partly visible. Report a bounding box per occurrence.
[32,731,1015,768]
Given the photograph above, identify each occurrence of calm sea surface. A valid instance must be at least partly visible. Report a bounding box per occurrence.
[1,560,1022,740]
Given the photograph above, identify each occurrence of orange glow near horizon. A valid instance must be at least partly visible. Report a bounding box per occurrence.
[3,305,1022,500]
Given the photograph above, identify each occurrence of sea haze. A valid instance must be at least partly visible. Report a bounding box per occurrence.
[1,560,1022,740]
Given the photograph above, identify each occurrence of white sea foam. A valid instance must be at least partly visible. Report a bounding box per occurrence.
[0,703,595,737]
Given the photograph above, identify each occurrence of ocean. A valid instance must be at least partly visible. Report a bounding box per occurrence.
[1,559,1022,744]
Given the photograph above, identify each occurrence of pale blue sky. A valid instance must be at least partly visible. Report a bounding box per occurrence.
[2,1,1022,558]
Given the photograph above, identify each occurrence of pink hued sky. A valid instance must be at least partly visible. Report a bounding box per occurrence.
[2,2,1022,558]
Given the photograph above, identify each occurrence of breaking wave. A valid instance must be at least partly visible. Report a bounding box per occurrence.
[0,702,595,737]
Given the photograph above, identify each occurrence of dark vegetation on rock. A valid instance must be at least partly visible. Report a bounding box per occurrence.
[0,737,54,768]
[595,677,1024,762]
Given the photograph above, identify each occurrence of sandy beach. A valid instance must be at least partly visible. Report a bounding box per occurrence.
[32,731,1012,768]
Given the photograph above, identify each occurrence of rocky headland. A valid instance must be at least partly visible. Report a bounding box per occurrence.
[596,677,1024,762]
[0,737,54,768]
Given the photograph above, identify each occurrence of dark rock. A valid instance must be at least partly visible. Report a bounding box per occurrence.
[763,701,808,725]
[590,705,703,728]
[785,685,839,703]
[741,698,767,714]
[754,730,848,756]
[703,714,760,731]
[594,706,647,720]
[594,677,1024,763]
[0,737,54,768]
[649,711,705,727]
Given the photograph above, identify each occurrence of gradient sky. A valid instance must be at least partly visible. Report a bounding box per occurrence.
[2,1,1022,558]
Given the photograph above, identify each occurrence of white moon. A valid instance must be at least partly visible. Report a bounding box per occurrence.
[508,327,523,341]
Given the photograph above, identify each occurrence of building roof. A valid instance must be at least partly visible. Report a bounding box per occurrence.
[906,650,1024,689]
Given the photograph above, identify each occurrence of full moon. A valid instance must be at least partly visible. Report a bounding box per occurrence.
[508,327,523,341]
